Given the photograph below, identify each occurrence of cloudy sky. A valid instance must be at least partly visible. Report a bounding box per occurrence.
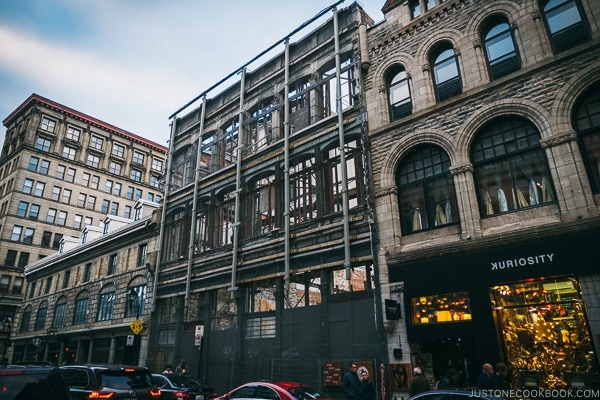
[0,1,383,147]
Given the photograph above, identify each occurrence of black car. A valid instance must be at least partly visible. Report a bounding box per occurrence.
[0,364,72,400]
[409,389,509,400]
[152,373,217,400]
[60,364,161,400]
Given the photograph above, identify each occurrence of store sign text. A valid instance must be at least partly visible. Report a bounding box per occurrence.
[490,253,554,271]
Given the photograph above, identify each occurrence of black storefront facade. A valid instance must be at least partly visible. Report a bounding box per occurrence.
[389,221,600,390]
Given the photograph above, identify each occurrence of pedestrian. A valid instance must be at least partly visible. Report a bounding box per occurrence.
[342,362,360,400]
[436,368,458,389]
[359,370,376,400]
[476,363,494,389]
[175,359,188,375]
[408,367,430,397]
[162,364,173,374]
[489,362,509,389]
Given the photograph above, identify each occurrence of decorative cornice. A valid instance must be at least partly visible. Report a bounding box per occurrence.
[541,131,577,149]
[450,163,473,175]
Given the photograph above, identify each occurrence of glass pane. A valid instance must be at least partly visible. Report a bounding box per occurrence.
[410,291,472,324]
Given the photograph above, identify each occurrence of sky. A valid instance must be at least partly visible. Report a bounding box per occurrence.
[0,1,384,147]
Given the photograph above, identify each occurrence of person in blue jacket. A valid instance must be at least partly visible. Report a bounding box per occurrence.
[342,362,360,400]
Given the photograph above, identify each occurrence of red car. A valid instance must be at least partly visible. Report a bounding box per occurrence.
[216,381,331,400]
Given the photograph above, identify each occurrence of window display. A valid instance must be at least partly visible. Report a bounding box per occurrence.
[490,277,599,389]
[410,291,472,324]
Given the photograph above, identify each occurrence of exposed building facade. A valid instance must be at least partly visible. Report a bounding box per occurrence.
[150,2,383,395]
[7,200,160,365]
[365,0,600,392]
[0,94,167,361]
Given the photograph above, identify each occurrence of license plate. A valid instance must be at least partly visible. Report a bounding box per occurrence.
[196,396,204,400]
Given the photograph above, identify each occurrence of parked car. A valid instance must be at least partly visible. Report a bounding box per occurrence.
[409,389,509,400]
[152,373,217,400]
[60,364,161,399]
[0,364,71,400]
[216,381,331,400]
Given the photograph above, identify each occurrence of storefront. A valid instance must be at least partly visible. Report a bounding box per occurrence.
[390,225,600,389]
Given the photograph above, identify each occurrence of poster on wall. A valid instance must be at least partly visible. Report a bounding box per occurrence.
[390,363,410,390]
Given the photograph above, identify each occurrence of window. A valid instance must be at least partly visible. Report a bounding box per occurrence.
[323,139,362,214]
[57,211,67,226]
[320,59,356,116]
[83,263,92,282]
[66,126,81,141]
[216,190,236,247]
[104,180,113,193]
[431,43,462,102]
[471,117,556,216]
[289,157,318,225]
[213,288,237,329]
[87,195,96,210]
[10,225,22,242]
[0,276,9,292]
[150,175,160,188]
[35,137,52,152]
[331,264,375,293]
[163,209,188,261]
[132,151,145,164]
[397,145,459,234]
[87,154,100,168]
[101,199,110,214]
[112,142,125,157]
[52,233,63,249]
[130,168,142,182]
[90,135,104,150]
[66,167,76,182]
[46,208,57,224]
[574,82,600,194]
[138,243,148,266]
[482,17,520,80]
[388,67,413,121]
[62,145,77,160]
[40,117,56,132]
[35,302,48,330]
[51,186,61,201]
[20,307,31,332]
[285,271,322,308]
[91,175,100,190]
[246,316,276,339]
[109,161,122,175]
[28,156,39,172]
[124,205,132,219]
[152,158,163,171]
[56,165,66,180]
[113,182,122,196]
[33,182,45,197]
[17,253,29,269]
[39,160,50,175]
[73,292,89,325]
[108,254,117,275]
[41,231,52,247]
[126,284,147,317]
[62,188,72,204]
[134,206,142,221]
[23,227,35,244]
[410,291,472,324]
[82,172,90,187]
[53,298,67,328]
[5,250,17,267]
[110,202,118,216]
[97,286,115,321]
[409,0,421,19]
[126,186,134,199]
[248,174,276,236]
[73,214,83,229]
[63,270,70,289]
[77,193,86,207]
[17,201,28,217]
[12,276,23,294]
[247,280,276,312]
[135,188,142,200]
[29,204,40,220]
[542,0,589,53]
[22,178,33,194]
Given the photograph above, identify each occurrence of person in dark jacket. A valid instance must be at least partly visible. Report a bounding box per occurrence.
[437,368,459,389]
[408,367,430,397]
[342,362,360,400]
[489,362,510,389]
[359,370,376,400]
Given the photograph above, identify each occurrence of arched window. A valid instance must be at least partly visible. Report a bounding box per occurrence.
[246,173,277,237]
[215,187,236,247]
[245,100,277,156]
[20,305,32,332]
[471,117,556,217]
[194,197,211,254]
[52,296,67,328]
[573,82,600,194]
[431,43,462,102]
[73,291,89,325]
[482,16,520,79]
[126,277,147,318]
[35,301,48,331]
[388,67,413,121]
[323,138,363,214]
[542,0,590,53]
[162,208,188,261]
[97,284,115,322]
[396,145,458,234]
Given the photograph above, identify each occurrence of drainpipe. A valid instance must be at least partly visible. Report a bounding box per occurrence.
[185,97,207,314]
[333,7,352,280]
[283,38,291,296]
[230,68,246,292]
[152,117,178,313]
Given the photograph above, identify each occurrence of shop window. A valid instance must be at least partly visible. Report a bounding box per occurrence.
[573,82,600,194]
[247,173,276,237]
[471,116,556,216]
[213,288,237,330]
[285,271,322,308]
[542,0,590,53]
[431,43,462,102]
[331,264,374,294]
[397,145,459,234]
[490,277,599,389]
[289,156,319,225]
[388,66,413,121]
[482,16,521,80]
[410,291,472,324]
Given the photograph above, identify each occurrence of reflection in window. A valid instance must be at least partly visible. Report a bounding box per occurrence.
[289,157,319,225]
[286,271,322,308]
[471,117,555,216]
[491,277,598,389]
[482,17,520,79]
[432,44,462,102]
[248,174,276,236]
[573,82,600,194]
[410,291,472,324]
[331,264,374,294]
[397,145,459,234]
[388,67,412,121]
[542,0,589,53]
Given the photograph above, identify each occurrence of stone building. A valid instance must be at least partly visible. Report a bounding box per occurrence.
[0,94,167,361]
[364,0,600,392]
[151,2,383,394]
[8,200,160,365]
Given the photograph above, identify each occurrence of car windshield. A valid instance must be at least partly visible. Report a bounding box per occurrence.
[287,386,325,400]
[100,370,152,390]
[171,375,203,389]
